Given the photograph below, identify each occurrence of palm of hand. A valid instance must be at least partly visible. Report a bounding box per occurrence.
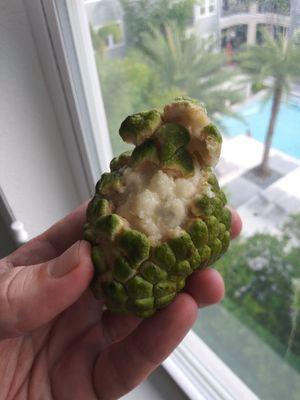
[5,291,154,399]
[1,263,197,400]
[0,204,241,400]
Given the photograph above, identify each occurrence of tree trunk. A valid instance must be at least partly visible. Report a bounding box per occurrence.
[259,83,283,175]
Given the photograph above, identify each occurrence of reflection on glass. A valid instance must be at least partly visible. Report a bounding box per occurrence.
[84,1,300,399]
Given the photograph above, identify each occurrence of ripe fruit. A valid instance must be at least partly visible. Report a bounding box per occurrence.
[84,97,231,318]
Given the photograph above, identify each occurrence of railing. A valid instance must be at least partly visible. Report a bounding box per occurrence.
[258,3,290,16]
[222,2,249,16]
[221,1,290,17]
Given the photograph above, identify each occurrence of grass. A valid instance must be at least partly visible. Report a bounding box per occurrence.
[222,297,300,373]
[193,300,300,400]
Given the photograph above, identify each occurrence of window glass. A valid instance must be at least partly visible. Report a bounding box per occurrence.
[84,1,300,398]
[208,0,216,13]
[199,0,206,14]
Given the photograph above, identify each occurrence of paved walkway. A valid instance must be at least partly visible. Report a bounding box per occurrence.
[218,135,300,236]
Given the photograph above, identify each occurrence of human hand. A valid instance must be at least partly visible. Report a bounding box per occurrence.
[0,203,242,400]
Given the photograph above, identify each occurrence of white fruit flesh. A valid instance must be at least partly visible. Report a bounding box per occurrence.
[163,101,211,140]
[115,164,212,245]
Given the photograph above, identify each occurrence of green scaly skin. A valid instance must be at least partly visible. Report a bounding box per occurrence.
[84,98,231,318]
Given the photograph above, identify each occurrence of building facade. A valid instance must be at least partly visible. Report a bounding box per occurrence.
[193,0,295,49]
[85,0,300,56]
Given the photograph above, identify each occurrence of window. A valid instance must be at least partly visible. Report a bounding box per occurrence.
[196,0,217,18]
[208,0,216,13]
[27,0,300,399]
[198,0,206,15]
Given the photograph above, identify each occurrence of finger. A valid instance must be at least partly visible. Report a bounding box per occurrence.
[100,268,224,346]
[0,241,93,339]
[42,202,88,256]
[47,291,104,367]
[6,204,241,267]
[229,207,242,239]
[101,311,142,346]
[184,268,224,307]
[93,293,197,400]
[6,202,88,266]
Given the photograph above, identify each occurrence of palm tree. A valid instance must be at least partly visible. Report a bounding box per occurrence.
[237,31,300,174]
[138,25,243,119]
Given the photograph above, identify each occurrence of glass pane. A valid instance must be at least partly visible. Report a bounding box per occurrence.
[208,0,215,13]
[199,0,207,14]
[84,0,300,398]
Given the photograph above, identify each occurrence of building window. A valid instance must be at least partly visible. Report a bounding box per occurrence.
[208,0,215,13]
[199,0,206,15]
[196,0,217,17]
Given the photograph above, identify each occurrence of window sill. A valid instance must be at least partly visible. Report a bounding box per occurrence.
[163,330,259,400]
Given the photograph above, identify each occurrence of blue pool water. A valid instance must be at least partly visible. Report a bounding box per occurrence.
[222,98,300,159]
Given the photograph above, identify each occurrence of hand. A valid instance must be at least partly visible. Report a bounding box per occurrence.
[0,203,242,400]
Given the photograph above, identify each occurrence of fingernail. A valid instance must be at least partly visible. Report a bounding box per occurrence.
[48,242,81,278]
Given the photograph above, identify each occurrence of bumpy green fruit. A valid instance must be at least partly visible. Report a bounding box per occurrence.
[85,98,231,318]
[119,109,162,145]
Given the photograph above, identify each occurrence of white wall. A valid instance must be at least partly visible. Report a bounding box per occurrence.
[0,0,81,239]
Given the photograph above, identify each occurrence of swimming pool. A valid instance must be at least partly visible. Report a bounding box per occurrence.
[221,98,300,159]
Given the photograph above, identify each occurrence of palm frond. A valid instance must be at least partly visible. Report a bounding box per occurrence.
[237,29,300,95]
[138,25,244,117]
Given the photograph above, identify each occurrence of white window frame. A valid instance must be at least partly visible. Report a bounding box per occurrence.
[24,0,113,201]
[23,1,259,399]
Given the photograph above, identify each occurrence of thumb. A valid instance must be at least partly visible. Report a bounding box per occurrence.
[0,241,94,339]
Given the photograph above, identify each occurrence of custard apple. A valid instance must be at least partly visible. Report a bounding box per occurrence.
[84,97,231,318]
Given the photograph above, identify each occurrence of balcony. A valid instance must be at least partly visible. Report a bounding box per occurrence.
[220,1,290,33]
[221,1,249,17]
[258,2,290,16]
[221,0,290,17]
